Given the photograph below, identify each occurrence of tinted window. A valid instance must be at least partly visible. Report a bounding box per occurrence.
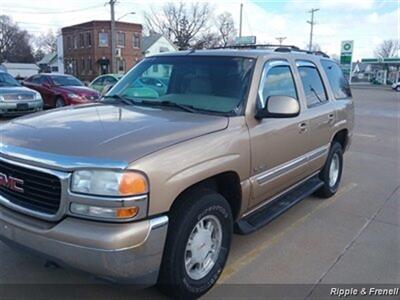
[92,77,105,85]
[321,60,352,99]
[298,64,328,107]
[31,75,44,84]
[259,65,297,108]
[110,56,255,115]
[103,76,117,85]
[0,73,20,87]
[49,75,83,87]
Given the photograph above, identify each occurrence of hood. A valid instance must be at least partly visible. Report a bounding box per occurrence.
[55,85,100,96]
[0,86,37,95]
[0,104,228,169]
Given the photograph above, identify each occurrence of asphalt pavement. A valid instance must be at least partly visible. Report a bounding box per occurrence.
[0,86,399,299]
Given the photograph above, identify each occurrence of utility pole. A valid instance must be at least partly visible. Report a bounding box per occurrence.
[275,37,287,46]
[307,8,319,52]
[239,3,243,38]
[108,0,117,73]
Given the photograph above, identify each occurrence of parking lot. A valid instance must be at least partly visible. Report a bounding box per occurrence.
[0,86,399,299]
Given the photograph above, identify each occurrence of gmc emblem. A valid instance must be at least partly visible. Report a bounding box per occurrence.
[0,173,24,193]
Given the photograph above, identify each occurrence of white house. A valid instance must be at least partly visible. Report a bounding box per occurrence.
[0,63,39,79]
[141,34,178,57]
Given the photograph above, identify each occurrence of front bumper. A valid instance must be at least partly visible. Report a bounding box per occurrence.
[0,100,42,116]
[0,205,168,285]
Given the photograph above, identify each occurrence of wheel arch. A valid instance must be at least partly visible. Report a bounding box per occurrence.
[331,128,349,151]
[169,171,243,221]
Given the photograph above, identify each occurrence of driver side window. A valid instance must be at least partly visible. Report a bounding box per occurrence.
[258,62,298,108]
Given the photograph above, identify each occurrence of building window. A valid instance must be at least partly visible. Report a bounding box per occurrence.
[117,59,125,73]
[99,32,109,47]
[79,33,85,48]
[133,33,141,48]
[88,57,92,73]
[66,36,72,50]
[117,32,125,47]
[159,46,169,53]
[81,58,85,74]
[73,36,78,49]
[86,32,92,47]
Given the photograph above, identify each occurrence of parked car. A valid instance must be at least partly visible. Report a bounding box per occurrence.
[89,74,123,93]
[23,74,101,108]
[391,80,400,91]
[0,70,42,117]
[0,48,354,299]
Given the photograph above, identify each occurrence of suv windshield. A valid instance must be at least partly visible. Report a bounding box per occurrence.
[107,56,255,115]
[50,75,83,87]
[0,73,20,87]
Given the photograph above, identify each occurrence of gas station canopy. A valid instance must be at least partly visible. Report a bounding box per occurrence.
[361,58,400,64]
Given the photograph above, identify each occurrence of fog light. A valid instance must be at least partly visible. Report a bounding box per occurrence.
[70,203,139,220]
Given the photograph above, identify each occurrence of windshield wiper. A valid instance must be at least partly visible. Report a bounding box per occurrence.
[140,100,197,113]
[103,94,136,106]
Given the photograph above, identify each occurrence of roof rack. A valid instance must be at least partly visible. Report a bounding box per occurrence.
[209,44,330,58]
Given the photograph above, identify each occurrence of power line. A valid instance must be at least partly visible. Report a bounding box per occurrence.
[1,4,103,15]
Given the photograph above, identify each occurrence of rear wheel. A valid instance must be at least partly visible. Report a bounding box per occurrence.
[315,142,343,198]
[158,189,233,299]
[396,86,400,92]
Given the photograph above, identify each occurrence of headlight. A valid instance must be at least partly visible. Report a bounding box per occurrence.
[70,203,139,220]
[0,95,4,101]
[68,93,82,99]
[71,170,148,196]
[34,92,42,100]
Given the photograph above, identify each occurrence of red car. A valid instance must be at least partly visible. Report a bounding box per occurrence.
[23,74,101,108]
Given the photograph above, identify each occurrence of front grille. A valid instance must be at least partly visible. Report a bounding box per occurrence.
[3,93,35,101]
[0,160,61,214]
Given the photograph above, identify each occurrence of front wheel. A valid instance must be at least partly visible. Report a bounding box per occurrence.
[55,98,66,108]
[315,142,343,198]
[158,189,233,299]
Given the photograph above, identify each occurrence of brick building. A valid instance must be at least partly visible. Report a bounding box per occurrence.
[62,21,143,81]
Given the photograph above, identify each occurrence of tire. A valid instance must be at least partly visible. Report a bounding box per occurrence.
[315,142,343,198]
[55,98,66,108]
[158,189,233,299]
[396,86,400,92]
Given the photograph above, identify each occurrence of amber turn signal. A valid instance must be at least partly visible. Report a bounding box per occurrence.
[116,207,139,219]
[119,172,148,196]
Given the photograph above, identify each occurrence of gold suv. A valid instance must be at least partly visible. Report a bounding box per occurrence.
[0,46,354,299]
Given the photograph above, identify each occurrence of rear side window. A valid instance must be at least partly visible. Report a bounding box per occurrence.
[321,60,352,99]
[258,63,297,108]
[297,62,328,107]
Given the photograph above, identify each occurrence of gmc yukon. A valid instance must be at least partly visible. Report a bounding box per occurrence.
[0,47,354,299]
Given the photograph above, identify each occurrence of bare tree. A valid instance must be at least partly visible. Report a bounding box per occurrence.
[0,15,34,63]
[216,12,236,47]
[34,30,57,54]
[374,39,399,58]
[145,2,210,50]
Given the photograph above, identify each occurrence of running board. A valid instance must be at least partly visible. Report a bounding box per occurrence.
[235,176,324,235]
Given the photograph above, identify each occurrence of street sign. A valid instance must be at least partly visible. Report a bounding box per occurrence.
[340,40,354,81]
[235,36,256,45]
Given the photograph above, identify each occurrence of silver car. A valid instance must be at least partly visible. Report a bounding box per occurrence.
[0,71,43,116]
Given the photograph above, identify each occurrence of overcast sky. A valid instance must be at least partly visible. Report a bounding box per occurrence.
[0,0,398,60]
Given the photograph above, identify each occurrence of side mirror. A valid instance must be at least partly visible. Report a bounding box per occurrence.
[256,96,300,119]
[102,84,115,95]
